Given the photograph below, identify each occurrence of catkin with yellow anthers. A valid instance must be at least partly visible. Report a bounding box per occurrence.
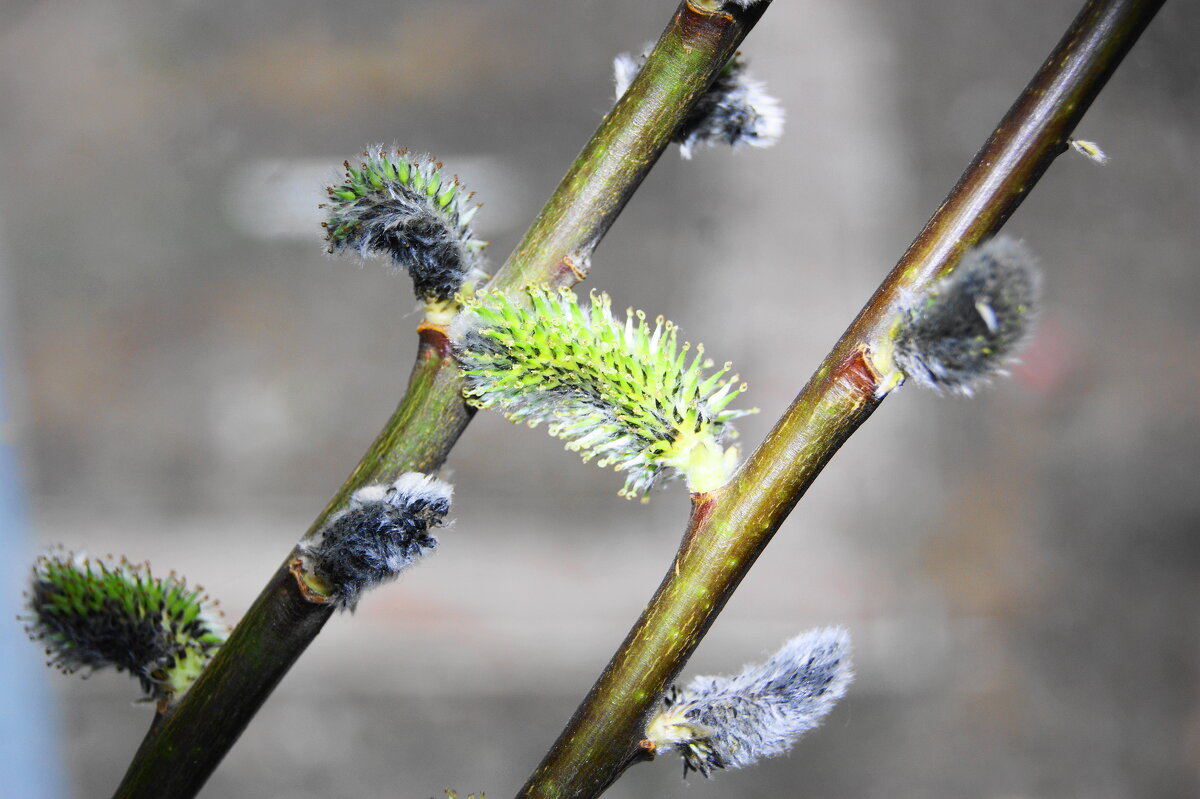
[452,287,756,500]
[22,548,226,704]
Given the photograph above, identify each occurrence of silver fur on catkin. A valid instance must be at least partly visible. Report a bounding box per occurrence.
[323,146,487,302]
[884,236,1040,396]
[646,627,853,777]
[301,473,452,610]
[613,50,783,159]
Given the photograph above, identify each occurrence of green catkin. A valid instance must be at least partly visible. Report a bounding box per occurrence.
[453,287,756,500]
[22,549,226,704]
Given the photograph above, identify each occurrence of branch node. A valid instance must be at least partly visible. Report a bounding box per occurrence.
[288,558,333,605]
[560,254,588,283]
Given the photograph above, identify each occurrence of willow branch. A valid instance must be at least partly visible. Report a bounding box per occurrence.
[110,3,770,797]
[516,2,1165,797]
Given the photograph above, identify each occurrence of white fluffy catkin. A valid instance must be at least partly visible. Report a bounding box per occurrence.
[301,472,452,610]
[646,627,853,777]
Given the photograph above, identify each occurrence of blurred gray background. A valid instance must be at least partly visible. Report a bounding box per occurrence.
[1,1,1197,797]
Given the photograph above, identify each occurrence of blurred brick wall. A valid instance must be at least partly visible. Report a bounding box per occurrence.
[2,1,1197,797]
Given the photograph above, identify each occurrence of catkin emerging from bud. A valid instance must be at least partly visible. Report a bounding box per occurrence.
[301,472,452,610]
[452,287,755,499]
[1069,138,1109,164]
[22,549,226,704]
[879,236,1040,396]
[613,50,784,159]
[323,146,487,302]
[646,627,853,777]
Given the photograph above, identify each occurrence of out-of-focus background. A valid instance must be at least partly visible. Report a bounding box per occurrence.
[1,1,1197,797]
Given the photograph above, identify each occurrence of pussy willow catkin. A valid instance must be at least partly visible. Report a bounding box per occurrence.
[453,287,755,499]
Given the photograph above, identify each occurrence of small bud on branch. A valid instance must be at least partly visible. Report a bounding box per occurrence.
[1069,138,1109,164]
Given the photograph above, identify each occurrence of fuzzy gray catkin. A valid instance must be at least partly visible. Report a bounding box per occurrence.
[300,472,452,610]
[613,50,783,159]
[885,236,1040,396]
[645,627,853,777]
[323,146,487,302]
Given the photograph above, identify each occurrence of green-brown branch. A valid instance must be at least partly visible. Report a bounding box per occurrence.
[110,2,770,797]
[516,1,1165,797]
